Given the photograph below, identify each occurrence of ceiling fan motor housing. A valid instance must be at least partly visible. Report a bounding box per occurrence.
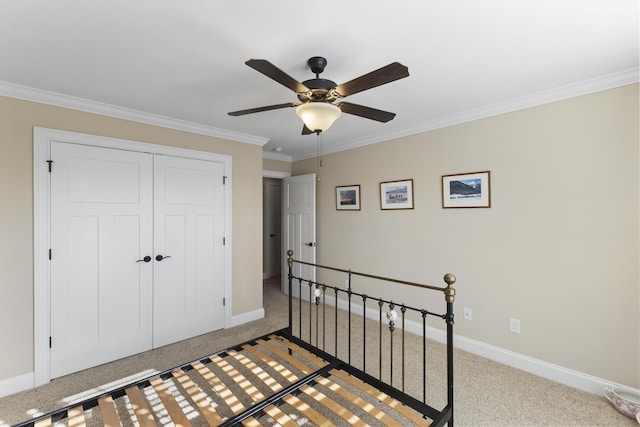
[307,56,327,75]
[297,57,338,102]
[299,78,338,102]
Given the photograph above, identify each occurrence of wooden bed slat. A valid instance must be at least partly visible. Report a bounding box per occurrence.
[255,338,321,375]
[331,369,431,426]
[269,335,326,368]
[210,354,292,426]
[240,418,262,427]
[252,338,367,426]
[241,344,299,384]
[193,361,245,416]
[227,350,284,393]
[264,336,431,426]
[33,417,51,427]
[255,338,313,374]
[97,395,122,427]
[300,384,367,427]
[67,405,85,427]
[233,346,336,427]
[149,377,191,427]
[172,368,223,426]
[125,385,156,427]
[262,405,299,427]
[192,361,261,426]
[315,375,398,426]
[211,354,265,403]
[258,336,426,426]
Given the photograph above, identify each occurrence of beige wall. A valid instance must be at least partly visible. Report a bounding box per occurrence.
[293,84,639,388]
[263,157,293,175]
[0,96,263,381]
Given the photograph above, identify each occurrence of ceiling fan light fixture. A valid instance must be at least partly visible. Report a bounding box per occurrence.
[296,102,341,133]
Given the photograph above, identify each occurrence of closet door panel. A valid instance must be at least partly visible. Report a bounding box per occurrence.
[153,155,225,347]
[50,142,153,379]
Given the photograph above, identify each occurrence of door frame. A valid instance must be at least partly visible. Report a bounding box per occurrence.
[34,127,232,386]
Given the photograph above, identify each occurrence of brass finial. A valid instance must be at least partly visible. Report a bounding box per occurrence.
[287,250,293,267]
[443,273,456,303]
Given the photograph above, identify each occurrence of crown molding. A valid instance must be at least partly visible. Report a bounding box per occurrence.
[292,67,639,162]
[262,150,293,162]
[0,81,269,146]
[2,66,636,159]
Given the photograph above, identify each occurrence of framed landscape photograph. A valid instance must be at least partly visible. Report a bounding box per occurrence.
[336,185,361,210]
[442,171,491,208]
[380,179,414,210]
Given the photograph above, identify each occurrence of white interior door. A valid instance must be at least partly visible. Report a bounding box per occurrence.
[50,142,153,378]
[153,155,226,347]
[282,174,316,295]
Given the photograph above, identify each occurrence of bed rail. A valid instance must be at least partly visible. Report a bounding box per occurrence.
[285,250,456,427]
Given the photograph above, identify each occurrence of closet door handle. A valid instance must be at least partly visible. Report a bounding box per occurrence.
[136,256,152,263]
[156,255,171,261]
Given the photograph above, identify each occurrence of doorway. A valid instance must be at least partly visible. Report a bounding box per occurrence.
[262,170,290,293]
[263,178,282,280]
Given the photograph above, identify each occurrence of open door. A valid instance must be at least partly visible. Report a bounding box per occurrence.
[282,173,316,295]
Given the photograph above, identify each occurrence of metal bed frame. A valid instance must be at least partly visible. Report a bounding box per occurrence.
[14,251,456,426]
[285,251,456,427]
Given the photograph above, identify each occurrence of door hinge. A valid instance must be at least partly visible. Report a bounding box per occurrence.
[223,237,226,245]
[223,297,226,306]
[46,160,53,173]
[49,249,52,260]
[49,337,52,348]
[223,176,227,185]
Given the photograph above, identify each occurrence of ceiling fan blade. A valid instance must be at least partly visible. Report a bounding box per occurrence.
[228,102,299,116]
[246,59,309,93]
[301,124,314,135]
[337,102,396,122]
[334,62,409,97]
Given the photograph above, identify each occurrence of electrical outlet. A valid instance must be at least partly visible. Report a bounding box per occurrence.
[510,317,521,333]
[463,307,472,320]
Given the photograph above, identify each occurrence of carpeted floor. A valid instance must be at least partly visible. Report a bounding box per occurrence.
[0,277,634,426]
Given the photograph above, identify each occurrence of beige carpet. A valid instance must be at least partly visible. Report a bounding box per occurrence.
[0,278,634,426]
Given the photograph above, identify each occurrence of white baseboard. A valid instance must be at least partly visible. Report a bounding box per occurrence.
[2,299,630,400]
[325,294,630,396]
[227,307,265,328]
[0,371,34,398]
[448,332,631,396]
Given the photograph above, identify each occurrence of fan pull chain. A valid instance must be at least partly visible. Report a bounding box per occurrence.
[316,132,324,182]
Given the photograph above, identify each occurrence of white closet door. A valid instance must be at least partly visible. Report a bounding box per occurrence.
[153,155,226,347]
[50,142,153,378]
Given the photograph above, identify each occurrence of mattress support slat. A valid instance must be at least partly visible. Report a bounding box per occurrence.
[125,385,156,427]
[97,395,122,427]
[218,360,341,427]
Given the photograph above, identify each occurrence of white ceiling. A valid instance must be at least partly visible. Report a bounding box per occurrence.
[1,1,637,161]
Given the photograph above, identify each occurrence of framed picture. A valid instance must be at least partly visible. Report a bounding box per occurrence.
[380,179,414,210]
[442,171,491,208]
[336,185,361,210]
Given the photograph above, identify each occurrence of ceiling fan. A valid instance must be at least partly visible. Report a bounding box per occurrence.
[228,56,409,134]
